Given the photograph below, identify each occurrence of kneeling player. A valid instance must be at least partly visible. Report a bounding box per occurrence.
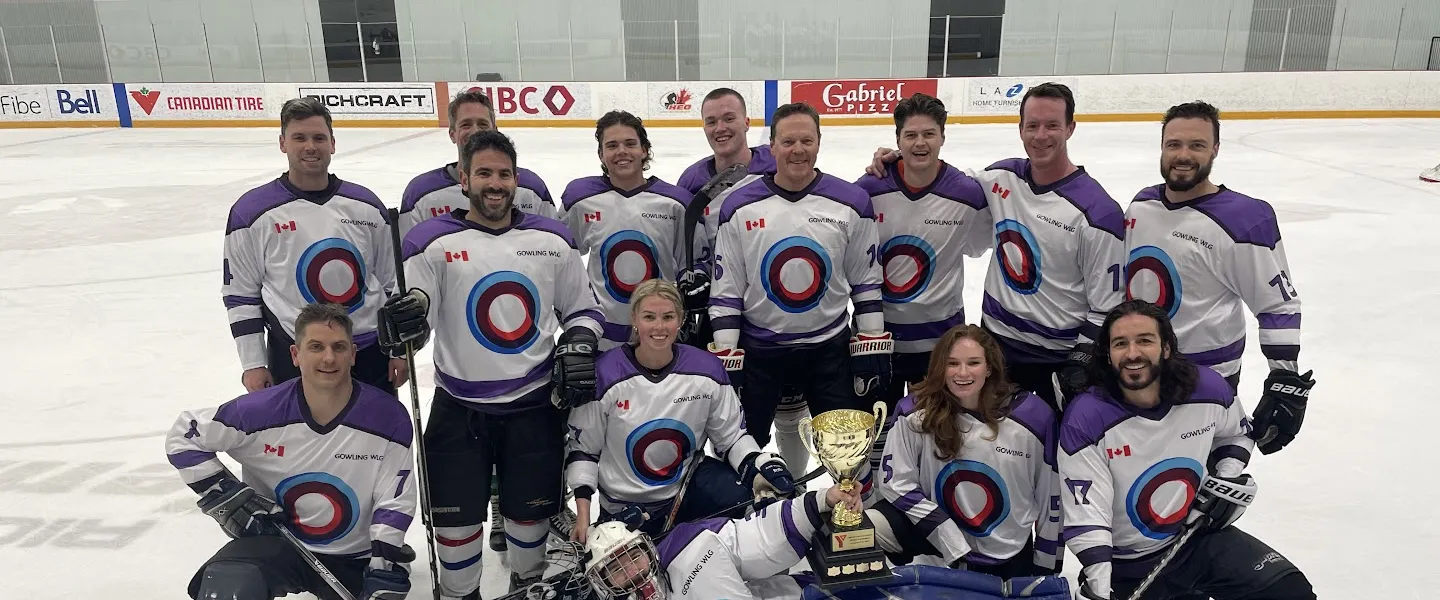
[567,279,795,540]
[1060,300,1314,600]
[165,303,416,600]
[872,324,1061,578]
[584,483,863,599]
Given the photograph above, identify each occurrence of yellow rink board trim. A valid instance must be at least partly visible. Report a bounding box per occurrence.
[0,121,117,129]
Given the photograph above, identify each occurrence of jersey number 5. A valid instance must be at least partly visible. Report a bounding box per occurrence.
[1268,270,1298,301]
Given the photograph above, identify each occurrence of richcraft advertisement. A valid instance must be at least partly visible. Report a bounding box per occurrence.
[125,83,269,122]
[790,79,938,116]
[298,85,436,119]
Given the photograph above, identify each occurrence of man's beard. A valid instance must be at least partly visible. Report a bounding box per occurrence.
[1116,359,1161,390]
[468,186,514,221]
[1162,157,1213,193]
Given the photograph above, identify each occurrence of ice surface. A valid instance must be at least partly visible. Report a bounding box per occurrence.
[2,117,1438,599]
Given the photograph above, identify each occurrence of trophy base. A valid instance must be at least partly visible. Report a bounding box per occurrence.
[804,514,894,591]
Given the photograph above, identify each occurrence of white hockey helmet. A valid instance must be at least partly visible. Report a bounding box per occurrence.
[585,521,669,600]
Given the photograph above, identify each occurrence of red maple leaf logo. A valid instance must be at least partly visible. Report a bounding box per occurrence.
[130,87,161,115]
[676,89,691,106]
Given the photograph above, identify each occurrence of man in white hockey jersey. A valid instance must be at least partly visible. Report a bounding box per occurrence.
[1124,101,1315,455]
[1060,299,1314,600]
[378,130,605,597]
[707,101,890,452]
[561,110,695,350]
[865,83,1127,411]
[166,302,416,600]
[583,483,863,600]
[398,89,558,237]
[222,97,406,395]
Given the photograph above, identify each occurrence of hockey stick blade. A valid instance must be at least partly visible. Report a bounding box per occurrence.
[386,208,443,600]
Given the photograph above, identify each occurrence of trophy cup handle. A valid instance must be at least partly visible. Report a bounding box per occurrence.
[870,401,888,440]
[797,416,818,457]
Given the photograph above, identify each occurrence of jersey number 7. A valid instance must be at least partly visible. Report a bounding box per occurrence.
[1268,270,1298,301]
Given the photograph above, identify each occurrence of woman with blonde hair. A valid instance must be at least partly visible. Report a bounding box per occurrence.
[564,279,796,541]
[869,324,1063,578]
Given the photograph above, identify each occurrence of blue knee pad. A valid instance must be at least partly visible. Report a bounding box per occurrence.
[195,560,270,600]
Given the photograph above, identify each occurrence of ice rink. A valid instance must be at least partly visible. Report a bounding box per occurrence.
[1,116,1437,599]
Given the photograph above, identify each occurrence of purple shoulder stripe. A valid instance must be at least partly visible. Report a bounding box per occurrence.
[401,215,469,261]
[1132,184,1165,203]
[1190,188,1282,249]
[677,158,711,194]
[342,383,415,447]
[671,344,730,385]
[932,165,988,210]
[717,178,774,224]
[517,168,554,203]
[213,379,305,434]
[336,180,387,216]
[515,213,578,249]
[226,179,295,234]
[1057,391,1132,455]
[1188,366,1236,408]
[1053,171,1124,239]
[401,167,456,212]
[560,176,612,211]
[1008,391,1057,441]
[854,171,899,197]
[812,173,876,219]
[646,178,694,206]
[749,145,777,173]
[594,347,639,399]
[985,157,1029,175]
[656,518,728,568]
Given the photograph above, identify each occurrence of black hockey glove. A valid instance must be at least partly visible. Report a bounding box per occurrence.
[1058,342,1095,402]
[741,452,796,499]
[197,478,283,540]
[1186,473,1257,533]
[359,562,411,600]
[849,332,894,400]
[612,504,651,531]
[378,289,431,355]
[676,267,711,312]
[551,327,598,409]
[1249,369,1313,454]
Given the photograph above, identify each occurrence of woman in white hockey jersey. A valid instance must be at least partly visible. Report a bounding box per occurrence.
[561,111,698,350]
[566,279,796,541]
[583,483,864,600]
[872,324,1063,579]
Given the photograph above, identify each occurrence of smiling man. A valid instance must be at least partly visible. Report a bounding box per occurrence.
[167,302,416,600]
[221,97,406,396]
[706,102,889,468]
[1122,101,1313,456]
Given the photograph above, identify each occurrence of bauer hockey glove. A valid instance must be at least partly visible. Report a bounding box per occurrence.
[708,343,746,392]
[849,332,894,399]
[360,561,411,600]
[551,327,598,409]
[676,267,712,348]
[1250,369,1313,454]
[1058,342,1095,402]
[742,452,796,501]
[378,289,431,355]
[197,478,283,540]
[1186,473,1257,533]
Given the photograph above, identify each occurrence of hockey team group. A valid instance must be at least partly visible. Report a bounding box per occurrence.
[160,82,1322,600]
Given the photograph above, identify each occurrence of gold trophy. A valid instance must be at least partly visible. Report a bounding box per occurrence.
[797,401,893,589]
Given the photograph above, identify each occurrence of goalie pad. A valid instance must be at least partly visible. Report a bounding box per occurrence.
[799,565,1070,600]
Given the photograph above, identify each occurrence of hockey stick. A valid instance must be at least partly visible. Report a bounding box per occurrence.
[1125,519,1202,600]
[387,207,443,600]
[660,452,708,533]
[679,164,748,343]
[272,520,360,600]
[655,466,828,540]
[491,542,592,600]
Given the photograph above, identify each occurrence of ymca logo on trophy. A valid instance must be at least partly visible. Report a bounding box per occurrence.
[797,401,893,589]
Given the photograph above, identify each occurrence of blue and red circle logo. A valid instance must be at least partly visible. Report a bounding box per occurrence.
[1126,245,1183,319]
[466,270,542,354]
[994,220,1042,295]
[1125,457,1203,540]
[625,419,697,487]
[881,235,936,304]
[295,238,368,312]
[274,472,360,545]
[600,230,661,304]
[760,236,833,314]
[935,460,1010,537]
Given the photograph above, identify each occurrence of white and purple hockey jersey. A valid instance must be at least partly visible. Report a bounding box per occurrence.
[566,344,762,513]
[656,491,832,599]
[677,146,778,270]
[165,378,417,558]
[560,176,694,347]
[708,172,885,351]
[222,175,395,370]
[856,162,992,355]
[880,392,1062,569]
[1123,185,1302,377]
[1058,367,1254,579]
[397,163,557,237]
[974,160,1126,363]
[400,210,603,413]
